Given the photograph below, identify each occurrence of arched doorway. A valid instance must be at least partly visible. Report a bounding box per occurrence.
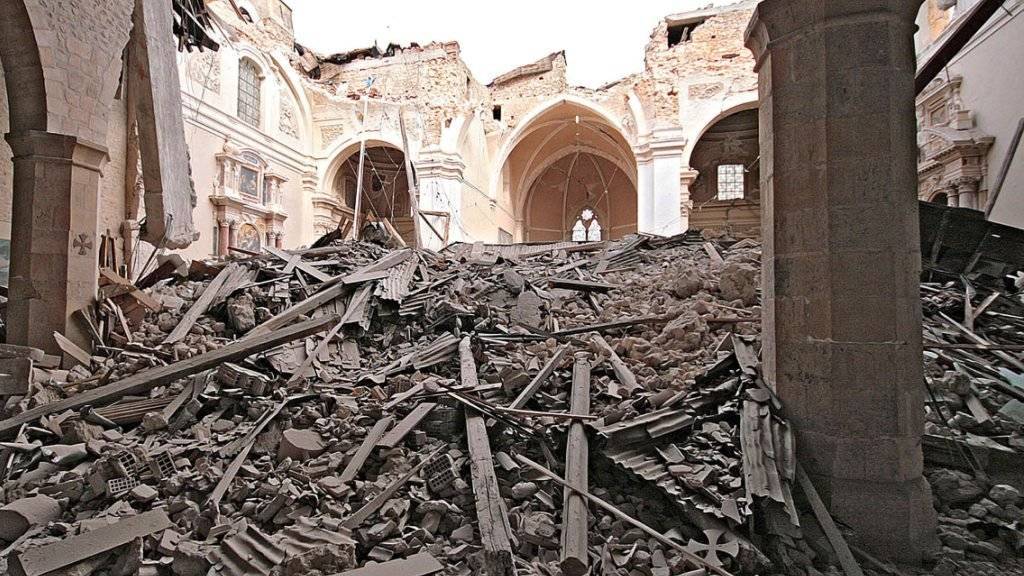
[688,108,761,235]
[930,192,949,205]
[328,143,414,244]
[497,100,637,242]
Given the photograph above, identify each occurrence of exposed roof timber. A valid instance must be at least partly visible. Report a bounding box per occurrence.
[916,0,1005,95]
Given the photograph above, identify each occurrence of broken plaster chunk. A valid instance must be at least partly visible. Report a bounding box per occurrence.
[131,484,160,503]
[278,428,326,461]
[0,494,62,541]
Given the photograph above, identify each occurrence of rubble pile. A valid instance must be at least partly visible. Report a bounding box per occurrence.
[0,231,1023,576]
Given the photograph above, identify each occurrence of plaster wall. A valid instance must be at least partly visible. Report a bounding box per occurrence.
[941,2,1024,225]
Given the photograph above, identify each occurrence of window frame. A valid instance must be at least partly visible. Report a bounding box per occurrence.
[716,163,746,201]
[237,59,262,127]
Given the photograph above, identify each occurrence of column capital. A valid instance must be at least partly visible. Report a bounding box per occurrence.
[745,0,923,68]
[5,130,109,173]
[680,168,700,186]
[416,147,466,181]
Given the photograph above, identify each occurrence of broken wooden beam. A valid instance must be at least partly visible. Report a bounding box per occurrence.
[561,353,591,576]
[10,509,172,576]
[591,335,641,396]
[795,464,865,576]
[548,278,619,293]
[516,455,735,576]
[509,343,569,410]
[163,263,240,344]
[377,403,437,448]
[0,315,340,436]
[339,417,393,483]
[550,315,666,338]
[461,337,515,575]
[265,245,332,283]
[342,448,443,529]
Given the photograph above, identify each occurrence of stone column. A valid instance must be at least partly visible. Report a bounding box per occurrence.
[228,220,238,250]
[745,0,937,562]
[649,129,687,236]
[5,131,108,357]
[635,147,654,233]
[416,149,466,249]
[217,220,230,256]
[275,233,283,249]
[941,184,959,207]
[954,177,979,210]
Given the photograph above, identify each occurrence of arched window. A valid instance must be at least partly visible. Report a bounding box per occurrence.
[572,208,602,242]
[238,59,261,127]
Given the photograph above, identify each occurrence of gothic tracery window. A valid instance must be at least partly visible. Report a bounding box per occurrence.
[238,59,261,127]
[572,208,602,242]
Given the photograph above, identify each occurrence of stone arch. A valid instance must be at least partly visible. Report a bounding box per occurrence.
[320,135,405,193]
[687,106,761,235]
[0,0,46,133]
[489,95,636,200]
[683,98,759,168]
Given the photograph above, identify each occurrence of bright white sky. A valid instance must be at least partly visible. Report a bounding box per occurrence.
[290,0,737,88]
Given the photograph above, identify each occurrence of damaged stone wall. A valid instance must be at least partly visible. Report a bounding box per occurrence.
[639,2,759,130]
[312,42,485,147]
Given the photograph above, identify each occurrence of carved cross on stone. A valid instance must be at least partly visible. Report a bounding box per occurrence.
[685,529,739,568]
[73,233,93,256]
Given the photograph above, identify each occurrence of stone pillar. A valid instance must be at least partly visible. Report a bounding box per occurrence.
[275,233,283,249]
[5,131,108,356]
[228,220,238,250]
[650,129,687,236]
[635,148,654,233]
[941,184,959,207]
[745,0,937,562]
[681,168,699,230]
[954,177,978,210]
[416,149,466,249]
[217,220,230,256]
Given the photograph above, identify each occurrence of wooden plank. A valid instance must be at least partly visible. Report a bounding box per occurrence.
[591,335,641,395]
[377,403,437,448]
[0,358,32,397]
[0,315,339,436]
[342,448,443,529]
[516,455,735,576]
[328,552,443,576]
[561,353,591,576]
[795,464,865,576]
[398,108,422,247]
[163,263,239,344]
[265,246,331,283]
[509,344,570,410]
[99,267,161,311]
[550,315,665,338]
[247,282,349,338]
[11,509,172,576]
[703,242,725,266]
[461,337,515,576]
[52,332,91,365]
[339,417,393,483]
[548,278,618,293]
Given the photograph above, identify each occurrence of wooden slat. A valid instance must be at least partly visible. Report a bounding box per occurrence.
[164,263,238,344]
[509,344,569,409]
[341,448,443,529]
[0,315,339,436]
[461,337,515,576]
[795,464,865,576]
[11,510,172,576]
[591,335,640,395]
[561,353,591,576]
[516,455,735,576]
[339,417,393,483]
[377,403,436,448]
[265,246,331,282]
